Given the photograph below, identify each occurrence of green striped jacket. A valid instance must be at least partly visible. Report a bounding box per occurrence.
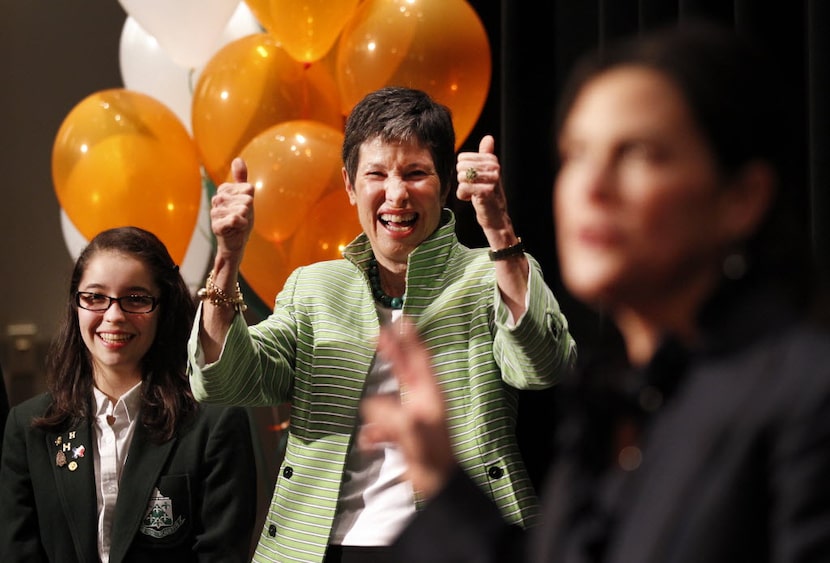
[188,210,576,563]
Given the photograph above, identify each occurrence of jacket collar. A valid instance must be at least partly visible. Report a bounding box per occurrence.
[342,208,458,274]
[92,381,142,424]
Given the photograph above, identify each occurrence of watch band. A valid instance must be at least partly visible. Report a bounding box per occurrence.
[488,238,525,261]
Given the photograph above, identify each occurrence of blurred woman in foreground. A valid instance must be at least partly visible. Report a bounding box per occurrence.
[360,22,830,562]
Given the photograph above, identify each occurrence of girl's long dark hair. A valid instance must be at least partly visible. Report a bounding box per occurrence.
[34,226,197,442]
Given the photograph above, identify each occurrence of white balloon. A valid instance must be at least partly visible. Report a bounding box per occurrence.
[220,2,264,45]
[179,181,214,295]
[119,17,195,131]
[60,209,88,261]
[119,3,262,133]
[118,0,242,68]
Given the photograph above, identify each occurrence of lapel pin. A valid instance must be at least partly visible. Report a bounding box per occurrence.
[54,431,84,469]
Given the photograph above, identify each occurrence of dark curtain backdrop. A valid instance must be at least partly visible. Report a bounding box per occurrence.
[457,0,830,489]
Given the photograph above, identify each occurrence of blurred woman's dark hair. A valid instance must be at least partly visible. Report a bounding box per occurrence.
[553,21,815,310]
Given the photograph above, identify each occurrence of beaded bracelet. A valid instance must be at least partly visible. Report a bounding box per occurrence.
[488,237,525,261]
[196,271,247,312]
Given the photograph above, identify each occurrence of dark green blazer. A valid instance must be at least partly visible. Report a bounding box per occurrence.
[0,393,257,562]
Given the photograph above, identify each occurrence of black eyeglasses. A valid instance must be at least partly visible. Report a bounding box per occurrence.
[75,291,159,314]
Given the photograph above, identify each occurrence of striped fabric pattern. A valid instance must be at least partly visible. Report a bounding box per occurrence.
[188,210,576,563]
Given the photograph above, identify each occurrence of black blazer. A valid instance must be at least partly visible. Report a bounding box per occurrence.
[0,394,257,562]
[392,285,830,562]
[0,363,8,452]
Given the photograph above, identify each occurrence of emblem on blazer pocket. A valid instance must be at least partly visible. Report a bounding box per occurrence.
[140,487,185,538]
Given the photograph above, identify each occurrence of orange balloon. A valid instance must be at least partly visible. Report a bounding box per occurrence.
[192,33,344,185]
[240,229,293,307]
[336,0,491,148]
[52,89,202,263]
[245,0,360,63]
[239,120,345,243]
[288,189,362,267]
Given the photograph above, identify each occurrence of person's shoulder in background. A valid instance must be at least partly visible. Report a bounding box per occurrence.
[0,364,8,451]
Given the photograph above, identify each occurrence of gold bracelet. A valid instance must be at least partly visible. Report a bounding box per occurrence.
[197,271,247,312]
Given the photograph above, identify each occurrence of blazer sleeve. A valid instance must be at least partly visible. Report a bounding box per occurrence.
[188,272,299,407]
[193,405,258,562]
[0,404,45,561]
[492,255,577,390]
[773,350,830,560]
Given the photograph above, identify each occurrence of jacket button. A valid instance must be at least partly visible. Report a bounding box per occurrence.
[488,465,504,479]
[268,524,277,537]
[283,466,293,478]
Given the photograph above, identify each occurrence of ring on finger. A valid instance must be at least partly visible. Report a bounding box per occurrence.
[465,167,478,182]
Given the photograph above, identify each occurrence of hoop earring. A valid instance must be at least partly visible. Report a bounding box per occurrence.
[722,250,748,280]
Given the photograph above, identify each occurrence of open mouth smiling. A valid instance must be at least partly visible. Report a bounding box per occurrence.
[99,333,134,344]
[379,212,418,232]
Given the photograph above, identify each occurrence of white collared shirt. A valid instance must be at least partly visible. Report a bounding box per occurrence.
[92,382,142,563]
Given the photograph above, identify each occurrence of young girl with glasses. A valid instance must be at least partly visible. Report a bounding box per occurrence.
[0,226,258,562]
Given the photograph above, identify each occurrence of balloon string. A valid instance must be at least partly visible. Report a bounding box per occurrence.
[301,63,312,119]
[202,171,217,254]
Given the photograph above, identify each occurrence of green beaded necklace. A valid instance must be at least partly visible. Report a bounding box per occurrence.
[368,257,404,309]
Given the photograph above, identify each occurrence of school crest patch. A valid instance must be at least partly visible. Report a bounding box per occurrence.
[140,487,184,538]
